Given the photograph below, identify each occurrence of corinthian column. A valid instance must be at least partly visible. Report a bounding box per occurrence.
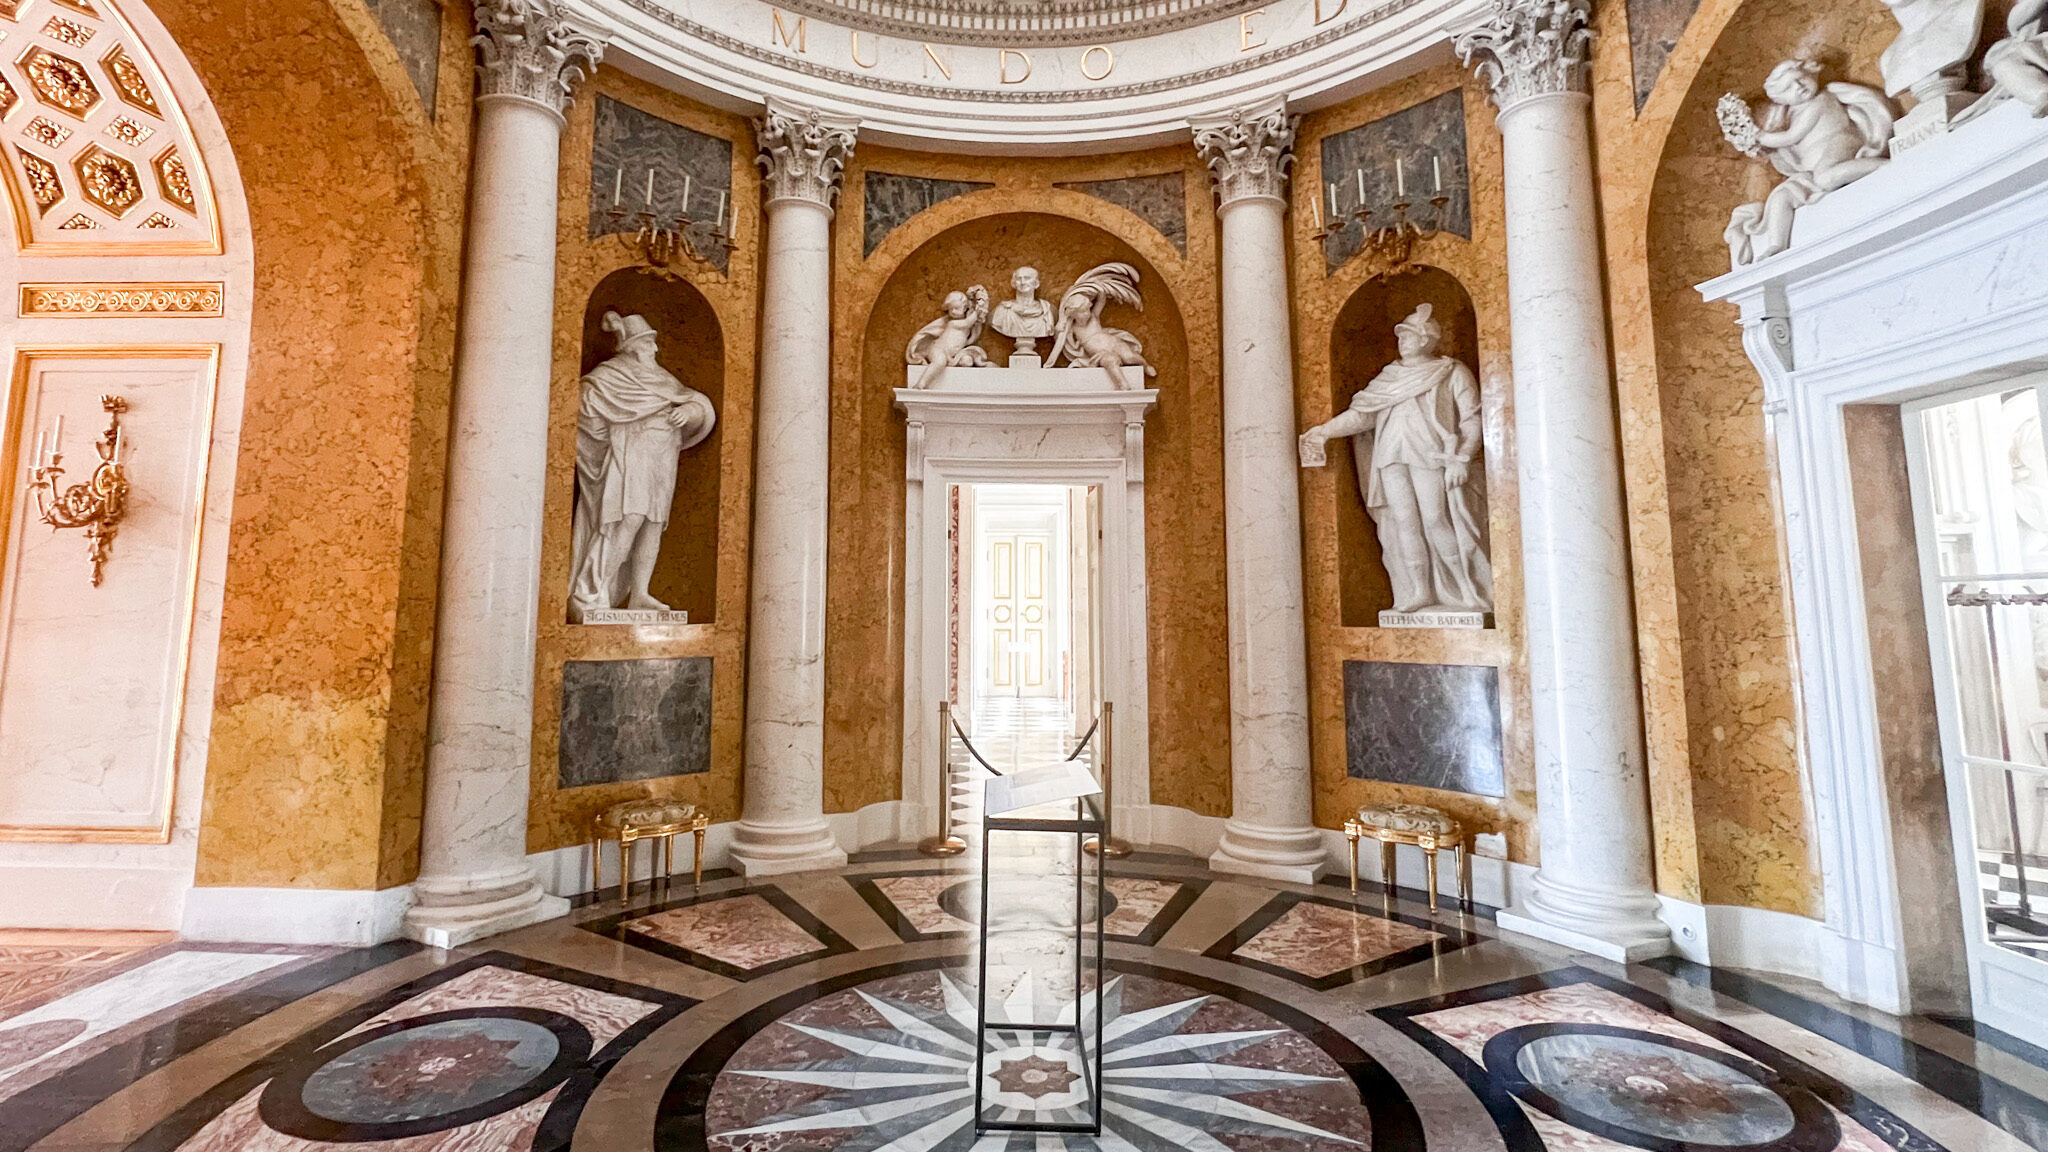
[1457,0,1670,960]
[731,100,857,876]
[405,0,605,948]
[1192,103,1326,884]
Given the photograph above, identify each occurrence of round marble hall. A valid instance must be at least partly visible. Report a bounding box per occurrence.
[4,0,2048,1148]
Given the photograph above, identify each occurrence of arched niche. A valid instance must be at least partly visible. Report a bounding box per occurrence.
[835,208,1194,823]
[1326,266,1485,627]
[576,268,725,623]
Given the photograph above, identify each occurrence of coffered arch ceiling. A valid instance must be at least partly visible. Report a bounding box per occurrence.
[571,0,1486,150]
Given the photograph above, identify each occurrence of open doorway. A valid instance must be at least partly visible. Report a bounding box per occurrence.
[954,483,1103,747]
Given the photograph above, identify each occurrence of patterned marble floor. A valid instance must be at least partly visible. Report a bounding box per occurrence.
[4,849,2046,1152]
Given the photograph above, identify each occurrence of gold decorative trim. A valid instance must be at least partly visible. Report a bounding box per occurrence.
[0,344,221,845]
[19,281,223,316]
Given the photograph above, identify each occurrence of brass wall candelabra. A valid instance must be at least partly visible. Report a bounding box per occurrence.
[26,395,131,587]
[605,167,738,276]
[1309,155,1456,281]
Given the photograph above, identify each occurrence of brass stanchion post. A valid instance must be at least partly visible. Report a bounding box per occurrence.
[1086,701,1133,858]
[919,700,967,856]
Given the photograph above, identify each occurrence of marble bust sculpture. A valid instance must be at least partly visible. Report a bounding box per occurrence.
[1047,262,1157,385]
[1299,303,1492,624]
[906,285,992,388]
[1718,59,1894,267]
[990,266,1056,365]
[1877,0,1985,96]
[569,311,717,623]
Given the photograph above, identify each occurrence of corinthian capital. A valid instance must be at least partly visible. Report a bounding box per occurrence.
[1455,0,1595,111]
[1191,101,1298,209]
[473,0,608,116]
[755,99,859,210]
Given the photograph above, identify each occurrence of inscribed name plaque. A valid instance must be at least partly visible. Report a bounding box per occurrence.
[580,608,690,625]
[1343,660,1504,797]
[1379,610,1485,629]
[559,657,712,789]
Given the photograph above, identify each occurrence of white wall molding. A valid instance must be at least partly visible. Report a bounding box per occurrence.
[181,884,414,947]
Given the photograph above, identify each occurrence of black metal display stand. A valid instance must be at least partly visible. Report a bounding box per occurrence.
[973,792,1107,1136]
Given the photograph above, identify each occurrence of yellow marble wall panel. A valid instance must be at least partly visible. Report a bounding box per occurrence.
[830,145,1232,818]
[1293,67,1536,860]
[527,72,755,854]
[1589,0,1902,914]
[180,0,473,890]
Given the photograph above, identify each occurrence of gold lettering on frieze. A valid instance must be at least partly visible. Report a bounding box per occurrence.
[1080,44,1114,81]
[770,9,807,52]
[1239,8,1268,51]
[1315,0,1346,24]
[19,281,225,316]
[850,29,878,68]
[921,42,952,79]
[999,48,1031,84]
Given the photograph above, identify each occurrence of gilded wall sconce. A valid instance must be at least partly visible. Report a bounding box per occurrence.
[1309,154,1457,282]
[605,167,738,276]
[26,394,131,587]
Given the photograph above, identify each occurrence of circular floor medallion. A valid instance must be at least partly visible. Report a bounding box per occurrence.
[259,1007,591,1141]
[1482,1023,1838,1152]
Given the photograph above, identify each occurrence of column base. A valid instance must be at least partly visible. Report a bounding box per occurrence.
[1209,819,1328,885]
[402,881,568,950]
[729,817,848,877]
[1495,870,1672,963]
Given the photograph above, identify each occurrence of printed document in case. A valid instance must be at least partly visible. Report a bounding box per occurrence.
[983,761,1102,816]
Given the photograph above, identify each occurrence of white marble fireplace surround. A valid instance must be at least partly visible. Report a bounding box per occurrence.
[1700,103,2048,1016]
[896,365,1158,851]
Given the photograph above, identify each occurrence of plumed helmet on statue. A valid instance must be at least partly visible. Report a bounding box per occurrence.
[1394,303,1439,344]
[602,310,659,347]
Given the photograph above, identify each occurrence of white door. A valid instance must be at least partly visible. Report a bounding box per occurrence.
[1907,376,2048,1049]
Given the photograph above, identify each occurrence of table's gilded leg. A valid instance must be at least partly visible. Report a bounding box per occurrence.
[693,826,706,886]
[1424,844,1441,913]
[1458,842,1474,910]
[1345,824,1359,894]
[1380,840,1396,899]
[591,834,602,896]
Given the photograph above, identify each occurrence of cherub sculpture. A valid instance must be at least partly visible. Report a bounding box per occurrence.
[1047,262,1157,386]
[1960,0,2048,122]
[1719,58,1895,267]
[906,285,992,389]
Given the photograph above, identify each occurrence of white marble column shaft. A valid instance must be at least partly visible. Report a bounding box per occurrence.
[406,1,604,948]
[1458,0,1670,960]
[1193,104,1327,884]
[732,102,857,876]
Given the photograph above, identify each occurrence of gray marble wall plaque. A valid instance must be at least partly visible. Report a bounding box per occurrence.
[365,0,441,110]
[1318,90,1471,273]
[863,172,993,255]
[559,657,712,788]
[1059,173,1188,254]
[1344,660,1504,796]
[589,98,735,272]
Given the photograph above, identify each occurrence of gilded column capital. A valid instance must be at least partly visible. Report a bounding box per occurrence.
[473,0,608,118]
[1454,0,1595,112]
[755,99,860,211]
[1191,101,1298,210]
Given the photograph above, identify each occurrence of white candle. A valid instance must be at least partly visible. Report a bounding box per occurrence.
[1310,194,1322,230]
[1327,183,1339,216]
[612,168,623,207]
[53,414,62,459]
[644,169,654,207]
[33,429,46,469]
[113,425,123,465]
[1395,156,1405,198]
[1432,153,1442,194]
[1355,167,1366,205]
[682,173,692,214]
[729,198,740,239]
[715,189,728,227]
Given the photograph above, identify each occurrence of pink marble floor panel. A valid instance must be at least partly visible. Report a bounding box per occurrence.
[624,895,826,970]
[871,875,976,935]
[1102,878,1180,937]
[1233,901,1442,978]
[1414,982,1891,1152]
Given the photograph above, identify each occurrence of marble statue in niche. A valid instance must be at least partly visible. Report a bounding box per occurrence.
[1718,59,1894,267]
[1300,303,1492,627]
[906,285,993,388]
[1963,0,2048,122]
[989,266,1055,367]
[570,311,718,624]
[1048,262,1157,386]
